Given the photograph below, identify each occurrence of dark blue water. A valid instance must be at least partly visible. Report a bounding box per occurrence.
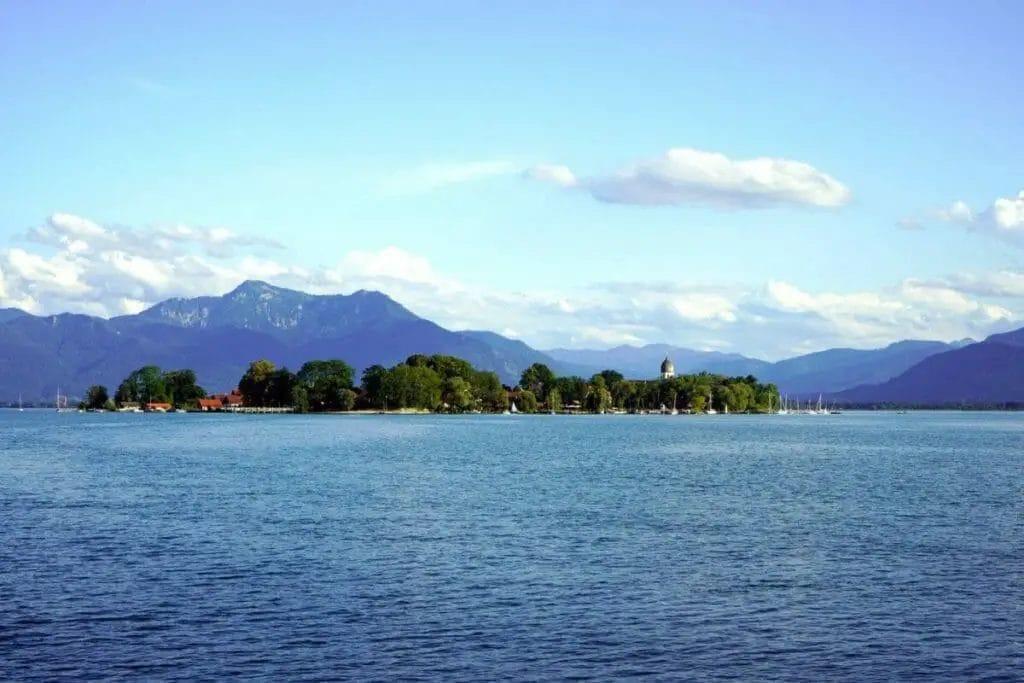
[1,411,1021,681]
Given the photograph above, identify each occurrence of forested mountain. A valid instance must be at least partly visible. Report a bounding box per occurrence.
[0,282,564,401]
[0,279,1003,405]
[835,332,1024,405]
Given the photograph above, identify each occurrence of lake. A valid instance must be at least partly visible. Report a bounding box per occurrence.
[1,411,1021,680]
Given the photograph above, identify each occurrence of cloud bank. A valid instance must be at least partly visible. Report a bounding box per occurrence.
[932,189,1024,246]
[0,214,1016,359]
[527,148,852,209]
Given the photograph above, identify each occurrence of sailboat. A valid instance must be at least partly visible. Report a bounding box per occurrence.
[817,394,829,415]
[705,392,717,415]
[777,394,788,416]
[509,401,519,414]
[18,394,24,412]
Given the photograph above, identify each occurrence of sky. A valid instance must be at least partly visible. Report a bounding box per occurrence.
[1,1,1022,359]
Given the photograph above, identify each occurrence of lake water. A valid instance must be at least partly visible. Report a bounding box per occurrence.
[1,411,1021,681]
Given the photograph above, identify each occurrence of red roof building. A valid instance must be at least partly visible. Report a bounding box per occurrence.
[197,398,223,411]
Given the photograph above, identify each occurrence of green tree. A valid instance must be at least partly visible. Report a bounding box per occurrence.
[360,364,389,408]
[85,385,109,410]
[429,355,475,382]
[586,377,612,413]
[291,385,310,413]
[265,368,297,407]
[405,354,431,368]
[163,369,205,409]
[555,376,587,405]
[239,359,277,406]
[470,370,508,412]
[520,363,556,399]
[298,359,355,411]
[598,369,624,389]
[115,366,168,405]
[383,364,442,410]
[442,376,473,412]
[338,388,357,411]
[514,389,538,413]
[547,387,562,412]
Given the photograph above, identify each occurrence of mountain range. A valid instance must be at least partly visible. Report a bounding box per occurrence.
[0,281,570,402]
[835,328,1024,405]
[0,280,1017,405]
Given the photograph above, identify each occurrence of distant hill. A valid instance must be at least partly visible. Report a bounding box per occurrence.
[122,281,416,340]
[836,331,1024,405]
[544,344,769,380]
[544,340,963,394]
[760,339,969,396]
[461,330,598,378]
[0,281,566,402]
[0,279,997,405]
[0,308,26,323]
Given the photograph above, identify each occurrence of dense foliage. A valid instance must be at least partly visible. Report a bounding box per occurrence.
[360,354,507,412]
[102,354,778,414]
[83,385,110,410]
[518,363,779,413]
[115,366,206,409]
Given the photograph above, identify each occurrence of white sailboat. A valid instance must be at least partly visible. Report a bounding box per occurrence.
[816,393,829,415]
[705,392,717,415]
[509,401,519,414]
[18,394,24,412]
[777,394,788,416]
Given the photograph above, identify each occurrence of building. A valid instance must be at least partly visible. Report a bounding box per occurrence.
[197,398,223,412]
[210,389,244,410]
[660,357,675,380]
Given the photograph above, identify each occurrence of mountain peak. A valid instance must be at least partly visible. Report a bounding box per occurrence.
[229,280,295,297]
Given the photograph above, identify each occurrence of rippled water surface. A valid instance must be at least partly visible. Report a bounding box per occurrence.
[1,411,1021,680]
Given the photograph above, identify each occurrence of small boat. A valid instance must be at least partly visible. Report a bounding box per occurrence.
[509,401,519,414]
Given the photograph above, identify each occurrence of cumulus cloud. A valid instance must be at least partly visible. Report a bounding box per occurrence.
[527,147,852,209]
[943,269,1024,298]
[1,213,1018,359]
[930,190,1024,246]
[759,278,1012,350]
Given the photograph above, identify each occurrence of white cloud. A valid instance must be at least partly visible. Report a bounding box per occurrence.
[527,147,851,209]
[931,190,1024,246]
[943,269,1024,298]
[934,200,975,225]
[381,160,520,196]
[991,191,1024,231]
[524,164,579,188]
[1,213,1019,360]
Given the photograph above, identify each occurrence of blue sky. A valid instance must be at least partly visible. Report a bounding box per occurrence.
[1,1,1022,358]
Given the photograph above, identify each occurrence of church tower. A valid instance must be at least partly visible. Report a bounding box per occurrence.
[660,357,675,380]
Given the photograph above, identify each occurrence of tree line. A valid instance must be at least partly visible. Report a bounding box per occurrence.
[78,366,207,411]
[82,355,779,414]
[239,355,779,414]
[238,354,508,412]
[516,362,779,413]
